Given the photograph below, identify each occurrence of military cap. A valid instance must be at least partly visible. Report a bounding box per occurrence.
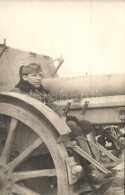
[22,63,42,74]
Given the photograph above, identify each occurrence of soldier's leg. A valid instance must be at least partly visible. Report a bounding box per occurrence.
[78,120,118,169]
[77,120,101,161]
[67,120,112,184]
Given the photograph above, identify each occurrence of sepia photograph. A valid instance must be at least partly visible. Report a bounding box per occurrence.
[0,0,125,194]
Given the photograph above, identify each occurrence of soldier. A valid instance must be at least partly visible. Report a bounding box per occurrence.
[11,63,115,185]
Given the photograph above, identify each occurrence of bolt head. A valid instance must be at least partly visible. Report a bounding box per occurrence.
[72,165,83,175]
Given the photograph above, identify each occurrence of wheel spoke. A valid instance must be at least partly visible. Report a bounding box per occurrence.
[0,117,18,164]
[8,137,43,171]
[12,183,39,195]
[13,169,56,182]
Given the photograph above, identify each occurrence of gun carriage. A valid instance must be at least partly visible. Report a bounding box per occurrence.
[0,42,124,195]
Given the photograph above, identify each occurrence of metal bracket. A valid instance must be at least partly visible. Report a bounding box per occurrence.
[86,137,121,163]
[71,145,111,174]
[65,157,78,185]
[50,57,64,77]
[98,143,121,163]
[0,39,6,58]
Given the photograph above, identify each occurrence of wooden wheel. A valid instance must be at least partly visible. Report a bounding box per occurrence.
[0,92,73,195]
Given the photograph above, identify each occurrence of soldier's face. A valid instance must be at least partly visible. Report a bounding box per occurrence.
[23,72,43,88]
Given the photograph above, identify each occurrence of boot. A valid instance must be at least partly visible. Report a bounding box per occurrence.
[75,136,112,184]
[86,130,101,161]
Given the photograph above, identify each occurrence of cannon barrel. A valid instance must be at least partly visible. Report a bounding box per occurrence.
[43,73,125,100]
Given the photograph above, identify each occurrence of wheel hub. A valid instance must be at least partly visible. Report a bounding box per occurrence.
[0,163,13,195]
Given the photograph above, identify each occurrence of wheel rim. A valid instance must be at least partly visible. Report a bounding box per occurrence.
[0,98,73,195]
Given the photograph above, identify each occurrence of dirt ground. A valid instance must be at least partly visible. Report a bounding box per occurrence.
[104,149,124,195]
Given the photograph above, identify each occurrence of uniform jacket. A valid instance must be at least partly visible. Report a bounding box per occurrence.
[11,79,63,116]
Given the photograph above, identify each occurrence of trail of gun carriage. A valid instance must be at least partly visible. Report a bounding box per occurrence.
[0,40,124,195]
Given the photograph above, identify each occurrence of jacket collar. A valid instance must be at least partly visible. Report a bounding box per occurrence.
[15,79,48,94]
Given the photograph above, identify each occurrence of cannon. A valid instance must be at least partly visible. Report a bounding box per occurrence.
[0,42,124,195]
